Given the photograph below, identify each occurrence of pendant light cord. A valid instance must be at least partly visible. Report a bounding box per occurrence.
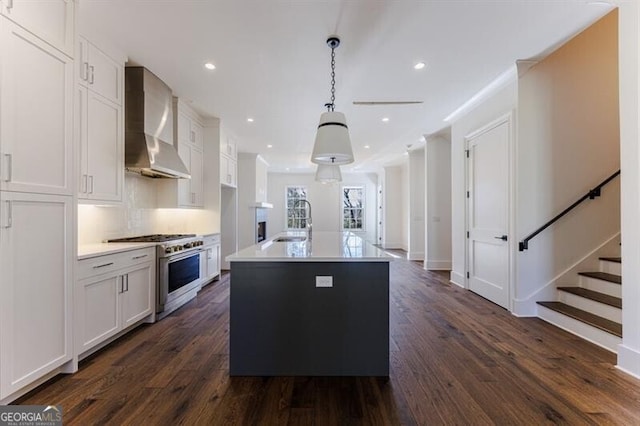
[329,45,336,112]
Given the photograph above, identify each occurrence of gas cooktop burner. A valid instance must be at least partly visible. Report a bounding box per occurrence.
[107,234,197,243]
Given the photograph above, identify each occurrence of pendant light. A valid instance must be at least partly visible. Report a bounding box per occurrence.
[315,163,342,183]
[311,36,354,165]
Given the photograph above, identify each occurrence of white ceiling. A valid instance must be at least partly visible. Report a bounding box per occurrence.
[79,0,614,173]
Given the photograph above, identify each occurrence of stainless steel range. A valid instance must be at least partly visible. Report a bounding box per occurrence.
[108,234,204,319]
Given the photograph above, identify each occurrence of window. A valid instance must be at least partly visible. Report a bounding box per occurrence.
[342,186,364,230]
[286,186,308,229]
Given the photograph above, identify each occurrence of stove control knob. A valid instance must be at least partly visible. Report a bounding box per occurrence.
[165,247,172,254]
[184,243,192,249]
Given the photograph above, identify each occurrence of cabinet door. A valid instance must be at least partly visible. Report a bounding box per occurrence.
[0,0,74,57]
[220,155,229,186]
[177,111,191,147]
[77,85,89,194]
[206,244,220,280]
[0,20,73,195]
[191,148,204,207]
[228,158,237,187]
[78,274,120,354]
[87,42,122,105]
[121,262,154,328]
[191,120,204,150]
[85,91,122,202]
[177,142,192,206]
[77,36,89,87]
[0,192,72,398]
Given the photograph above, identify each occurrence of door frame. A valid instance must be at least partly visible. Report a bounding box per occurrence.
[464,111,516,311]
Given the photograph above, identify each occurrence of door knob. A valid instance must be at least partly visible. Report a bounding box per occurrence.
[494,235,508,241]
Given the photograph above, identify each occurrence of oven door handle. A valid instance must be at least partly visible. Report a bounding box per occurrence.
[164,249,204,263]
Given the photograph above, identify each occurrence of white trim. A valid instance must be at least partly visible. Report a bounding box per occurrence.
[617,345,640,379]
[407,251,424,261]
[425,260,452,270]
[450,271,465,288]
[444,66,517,123]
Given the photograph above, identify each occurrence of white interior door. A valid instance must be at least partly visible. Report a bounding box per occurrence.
[467,117,510,309]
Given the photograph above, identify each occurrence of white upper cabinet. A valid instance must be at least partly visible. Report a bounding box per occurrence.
[78,86,123,202]
[0,18,73,195]
[0,0,75,57]
[78,36,122,105]
[158,99,204,208]
[220,135,237,159]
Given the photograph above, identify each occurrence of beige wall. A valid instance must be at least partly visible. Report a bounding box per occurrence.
[515,10,620,314]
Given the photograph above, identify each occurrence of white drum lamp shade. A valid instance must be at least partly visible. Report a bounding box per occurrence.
[311,111,354,165]
[315,163,342,183]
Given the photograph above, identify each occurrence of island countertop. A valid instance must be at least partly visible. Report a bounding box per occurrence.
[226,231,391,262]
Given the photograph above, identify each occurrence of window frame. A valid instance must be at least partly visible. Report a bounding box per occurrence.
[341,185,365,231]
[285,185,309,230]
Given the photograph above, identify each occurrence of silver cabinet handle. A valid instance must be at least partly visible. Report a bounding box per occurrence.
[190,130,195,142]
[83,62,89,81]
[88,175,94,194]
[3,201,12,228]
[132,254,148,260]
[119,275,124,294]
[89,65,95,84]
[3,153,11,182]
[124,274,129,292]
[7,0,13,11]
[93,262,114,269]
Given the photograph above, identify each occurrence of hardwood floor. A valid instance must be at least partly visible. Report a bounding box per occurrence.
[17,256,640,424]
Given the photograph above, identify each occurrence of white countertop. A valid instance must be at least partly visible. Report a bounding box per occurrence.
[226,231,392,262]
[78,242,158,260]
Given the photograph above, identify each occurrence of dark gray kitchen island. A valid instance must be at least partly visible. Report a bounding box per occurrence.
[226,232,391,377]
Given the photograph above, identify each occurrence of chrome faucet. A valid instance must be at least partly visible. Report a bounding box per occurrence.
[293,199,312,240]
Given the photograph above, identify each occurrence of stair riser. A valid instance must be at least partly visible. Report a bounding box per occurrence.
[537,305,621,353]
[580,277,621,298]
[558,291,621,323]
[599,260,621,275]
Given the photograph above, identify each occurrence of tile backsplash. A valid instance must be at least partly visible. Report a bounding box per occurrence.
[78,173,217,244]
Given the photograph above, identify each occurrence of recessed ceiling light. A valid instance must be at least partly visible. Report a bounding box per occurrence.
[285,167,290,171]
[364,145,370,149]
[204,62,216,70]
[414,62,426,70]
[267,144,273,148]
[247,117,254,123]
[382,117,390,123]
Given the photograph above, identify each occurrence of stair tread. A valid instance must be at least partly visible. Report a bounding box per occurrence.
[537,301,622,337]
[557,287,622,308]
[578,271,621,284]
[599,256,621,263]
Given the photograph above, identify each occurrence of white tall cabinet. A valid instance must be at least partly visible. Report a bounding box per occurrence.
[0,2,76,404]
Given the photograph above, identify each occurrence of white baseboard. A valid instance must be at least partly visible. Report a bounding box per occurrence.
[617,344,640,379]
[425,260,452,270]
[407,251,424,261]
[450,271,465,288]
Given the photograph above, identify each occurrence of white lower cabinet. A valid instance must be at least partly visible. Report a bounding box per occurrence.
[202,234,221,286]
[77,247,155,357]
[0,191,73,402]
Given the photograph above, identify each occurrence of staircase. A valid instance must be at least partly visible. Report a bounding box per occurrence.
[537,256,622,352]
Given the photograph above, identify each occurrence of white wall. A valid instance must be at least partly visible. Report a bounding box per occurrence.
[617,0,640,378]
[382,165,404,249]
[408,149,425,260]
[425,133,452,270]
[450,80,517,287]
[514,11,620,315]
[267,172,378,243]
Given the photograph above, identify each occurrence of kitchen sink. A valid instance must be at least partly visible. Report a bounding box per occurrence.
[273,236,307,242]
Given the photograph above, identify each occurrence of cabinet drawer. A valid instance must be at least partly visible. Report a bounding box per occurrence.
[78,247,155,280]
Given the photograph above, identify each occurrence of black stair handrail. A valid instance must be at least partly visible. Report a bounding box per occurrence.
[519,170,620,251]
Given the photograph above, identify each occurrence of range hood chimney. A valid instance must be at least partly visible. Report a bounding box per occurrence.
[124,67,190,179]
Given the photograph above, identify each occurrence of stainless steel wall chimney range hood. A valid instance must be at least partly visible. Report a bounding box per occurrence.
[124,67,190,179]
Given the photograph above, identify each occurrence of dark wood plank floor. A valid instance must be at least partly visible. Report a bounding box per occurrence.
[17,256,640,425]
